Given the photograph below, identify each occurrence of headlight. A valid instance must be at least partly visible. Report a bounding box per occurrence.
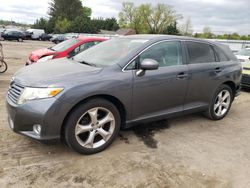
[37,55,54,63]
[18,87,63,105]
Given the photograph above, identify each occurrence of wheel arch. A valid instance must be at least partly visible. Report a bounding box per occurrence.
[222,81,237,98]
[60,94,127,139]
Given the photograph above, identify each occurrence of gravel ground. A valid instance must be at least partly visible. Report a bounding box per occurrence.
[0,40,250,188]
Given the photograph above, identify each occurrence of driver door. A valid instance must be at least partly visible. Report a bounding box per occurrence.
[131,40,188,121]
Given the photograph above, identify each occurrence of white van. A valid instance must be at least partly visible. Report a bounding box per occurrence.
[26,29,45,40]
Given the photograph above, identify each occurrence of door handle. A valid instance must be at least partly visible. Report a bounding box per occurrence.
[214,67,222,73]
[177,72,188,79]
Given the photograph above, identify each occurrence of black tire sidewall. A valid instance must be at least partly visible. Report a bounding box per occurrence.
[209,85,233,120]
[0,61,7,73]
[64,98,121,154]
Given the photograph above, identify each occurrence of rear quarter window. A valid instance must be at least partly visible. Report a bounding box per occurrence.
[186,41,216,64]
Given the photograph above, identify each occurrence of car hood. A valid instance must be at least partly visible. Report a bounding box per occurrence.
[29,48,56,61]
[236,55,250,60]
[14,58,102,87]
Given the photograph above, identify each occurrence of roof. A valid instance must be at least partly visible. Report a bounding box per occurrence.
[77,36,107,41]
[121,34,225,46]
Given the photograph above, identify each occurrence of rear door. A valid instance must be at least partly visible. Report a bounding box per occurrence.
[183,41,222,111]
[131,40,188,121]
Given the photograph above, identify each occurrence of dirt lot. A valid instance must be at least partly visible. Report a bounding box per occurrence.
[0,40,250,188]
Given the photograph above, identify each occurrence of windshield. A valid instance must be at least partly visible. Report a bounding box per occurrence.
[73,38,148,67]
[236,49,250,56]
[51,38,80,51]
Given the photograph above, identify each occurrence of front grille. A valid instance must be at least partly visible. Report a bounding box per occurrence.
[8,82,25,104]
[242,74,250,85]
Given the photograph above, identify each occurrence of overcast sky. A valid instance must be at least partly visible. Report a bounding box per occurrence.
[0,0,249,34]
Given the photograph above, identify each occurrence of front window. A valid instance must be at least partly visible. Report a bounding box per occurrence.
[73,38,148,67]
[236,49,250,56]
[139,41,183,67]
[51,38,80,52]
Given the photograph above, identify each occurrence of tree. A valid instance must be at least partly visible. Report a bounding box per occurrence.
[48,0,91,21]
[54,17,71,33]
[70,16,96,33]
[163,22,180,35]
[119,2,145,33]
[33,18,49,32]
[202,26,213,38]
[91,17,119,32]
[139,3,181,34]
[180,18,193,36]
[48,0,91,33]
[119,2,181,34]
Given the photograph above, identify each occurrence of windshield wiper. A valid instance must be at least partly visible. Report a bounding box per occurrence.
[80,60,97,67]
[70,57,96,67]
[48,47,56,51]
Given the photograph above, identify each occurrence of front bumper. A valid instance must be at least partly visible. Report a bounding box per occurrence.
[6,96,71,141]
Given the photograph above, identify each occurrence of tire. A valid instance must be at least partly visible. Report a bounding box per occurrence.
[64,98,121,154]
[204,84,233,120]
[0,60,7,73]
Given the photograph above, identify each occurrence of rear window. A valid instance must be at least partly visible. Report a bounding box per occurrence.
[186,41,216,64]
[214,46,229,61]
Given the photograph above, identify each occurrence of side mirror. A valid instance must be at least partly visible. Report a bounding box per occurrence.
[136,59,159,76]
[140,59,159,70]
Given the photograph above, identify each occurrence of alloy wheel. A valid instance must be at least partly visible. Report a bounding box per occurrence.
[75,107,115,149]
[214,90,231,117]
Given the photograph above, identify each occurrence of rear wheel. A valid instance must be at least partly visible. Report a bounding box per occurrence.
[204,84,233,120]
[0,60,7,73]
[64,99,121,154]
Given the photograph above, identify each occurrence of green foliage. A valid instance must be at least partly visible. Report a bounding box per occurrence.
[54,17,71,33]
[31,0,119,34]
[32,18,49,32]
[119,2,180,34]
[163,22,180,35]
[92,17,119,32]
[48,0,90,21]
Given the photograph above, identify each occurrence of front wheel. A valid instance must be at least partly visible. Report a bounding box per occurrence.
[0,60,7,73]
[64,98,121,154]
[204,84,233,120]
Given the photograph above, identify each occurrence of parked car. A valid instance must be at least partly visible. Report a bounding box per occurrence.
[39,33,52,41]
[235,48,250,63]
[51,34,67,44]
[26,37,106,65]
[6,35,241,154]
[2,30,25,42]
[24,31,32,40]
[241,63,250,88]
[26,29,45,40]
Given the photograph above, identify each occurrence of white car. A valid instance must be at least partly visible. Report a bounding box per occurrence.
[235,48,250,63]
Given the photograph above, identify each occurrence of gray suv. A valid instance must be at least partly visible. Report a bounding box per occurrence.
[6,35,241,154]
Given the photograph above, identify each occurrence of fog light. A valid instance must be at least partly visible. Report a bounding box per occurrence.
[33,124,41,135]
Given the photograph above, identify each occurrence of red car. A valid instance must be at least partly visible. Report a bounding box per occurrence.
[26,36,107,65]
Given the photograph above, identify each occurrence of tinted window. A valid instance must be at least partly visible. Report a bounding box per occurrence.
[214,46,229,61]
[51,38,80,52]
[139,41,183,67]
[69,41,100,57]
[187,42,216,64]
